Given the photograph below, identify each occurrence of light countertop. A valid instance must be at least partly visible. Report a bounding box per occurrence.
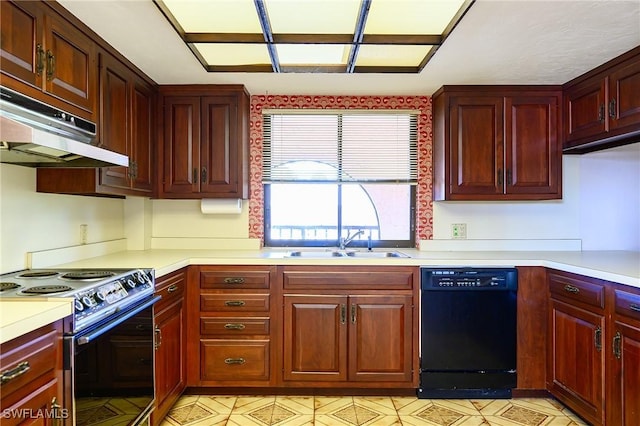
[51,249,640,288]
[0,299,73,344]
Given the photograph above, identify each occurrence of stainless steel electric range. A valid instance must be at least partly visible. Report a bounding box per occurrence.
[0,268,159,426]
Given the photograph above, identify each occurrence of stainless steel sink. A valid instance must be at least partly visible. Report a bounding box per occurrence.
[284,250,409,258]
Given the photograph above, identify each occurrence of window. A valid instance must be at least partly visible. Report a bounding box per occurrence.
[263,111,417,248]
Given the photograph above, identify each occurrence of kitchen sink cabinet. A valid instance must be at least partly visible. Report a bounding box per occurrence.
[547,270,640,426]
[0,0,97,120]
[280,266,418,388]
[158,85,250,199]
[36,52,155,198]
[152,268,186,426]
[0,320,64,426]
[187,265,277,386]
[563,46,640,154]
[432,86,562,201]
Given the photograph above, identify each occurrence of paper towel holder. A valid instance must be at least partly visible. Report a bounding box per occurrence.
[200,198,242,215]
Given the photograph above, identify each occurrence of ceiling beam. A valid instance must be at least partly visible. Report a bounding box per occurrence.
[254,0,280,72]
[346,0,372,73]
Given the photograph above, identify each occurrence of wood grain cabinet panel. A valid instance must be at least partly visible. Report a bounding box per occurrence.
[433,86,562,200]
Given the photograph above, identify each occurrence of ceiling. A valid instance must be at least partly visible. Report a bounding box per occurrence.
[57,0,640,96]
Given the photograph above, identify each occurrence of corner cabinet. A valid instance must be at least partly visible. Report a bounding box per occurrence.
[152,268,186,426]
[0,320,64,426]
[280,266,419,388]
[36,51,156,198]
[0,0,97,119]
[432,86,562,201]
[563,46,640,154]
[547,270,640,426]
[158,85,250,199]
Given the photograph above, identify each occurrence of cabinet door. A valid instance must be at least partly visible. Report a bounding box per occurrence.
[608,58,640,132]
[609,321,640,426]
[549,299,605,425]
[283,295,347,382]
[200,96,240,196]
[163,96,200,195]
[348,295,413,382]
[153,300,185,425]
[43,11,97,113]
[449,96,503,197]
[564,77,607,144]
[1,378,60,426]
[130,78,154,193]
[98,53,130,190]
[0,0,44,88]
[505,95,560,197]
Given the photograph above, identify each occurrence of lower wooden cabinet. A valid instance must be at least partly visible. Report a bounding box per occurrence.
[547,270,640,426]
[0,320,65,426]
[280,266,418,388]
[152,269,186,426]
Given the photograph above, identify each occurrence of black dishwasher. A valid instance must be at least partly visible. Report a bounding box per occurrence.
[418,267,518,399]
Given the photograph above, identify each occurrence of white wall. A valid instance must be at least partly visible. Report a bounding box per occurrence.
[579,143,640,250]
[0,164,125,273]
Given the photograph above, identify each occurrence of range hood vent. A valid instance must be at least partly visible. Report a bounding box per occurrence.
[0,87,128,168]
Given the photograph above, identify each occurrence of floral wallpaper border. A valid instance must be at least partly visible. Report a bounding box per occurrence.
[248,95,433,247]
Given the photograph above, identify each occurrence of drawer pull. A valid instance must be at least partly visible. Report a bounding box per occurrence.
[224,357,246,365]
[613,331,622,359]
[595,326,602,352]
[167,284,178,293]
[630,304,640,313]
[225,300,246,307]
[224,277,246,284]
[154,325,162,350]
[1,361,30,384]
[224,323,246,330]
[564,284,580,294]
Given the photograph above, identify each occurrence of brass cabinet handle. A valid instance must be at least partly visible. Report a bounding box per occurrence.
[224,300,245,307]
[609,98,617,119]
[497,168,503,186]
[224,357,246,365]
[35,44,45,76]
[46,50,55,81]
[51,397,62,426]
[340,304,346,325]
[154,325,162,350]
[1,361,30,384]
[613,331,622,359]
[167,284,178,293]
[598,104,605,121]
[506,169,512,185]
[564,284,580,294]
[193,168,198,184]
[594,326,602,352]
[629,303,640,313]
[201,167,207,183]
[224,277,245,284]
[224,323,246,330]
[351,304,356,324]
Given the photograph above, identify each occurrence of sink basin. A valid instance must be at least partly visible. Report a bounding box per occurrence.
[284,250,409,258]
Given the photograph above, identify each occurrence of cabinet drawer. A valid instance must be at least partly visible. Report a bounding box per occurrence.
[200,340,270,381]
[614,289,640,322]
[155,269,186,310]
[201,270,270,289]
[283,267,414,290]
[200,294,270,312]
[549,272,605,309]
[200,318,270,336]
[0,327,57,398]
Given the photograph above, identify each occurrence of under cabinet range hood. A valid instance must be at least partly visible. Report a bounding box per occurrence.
[0,87,128,168]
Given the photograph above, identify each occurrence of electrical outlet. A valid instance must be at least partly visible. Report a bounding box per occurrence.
[80,224,88,245]
[451,223,467,239]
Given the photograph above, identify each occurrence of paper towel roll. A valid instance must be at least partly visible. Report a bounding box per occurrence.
[200,199,242,215]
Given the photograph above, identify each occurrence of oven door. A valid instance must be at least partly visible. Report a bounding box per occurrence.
[64,296,160,426]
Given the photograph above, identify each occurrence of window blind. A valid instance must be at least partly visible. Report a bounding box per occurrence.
[263,111,418,184]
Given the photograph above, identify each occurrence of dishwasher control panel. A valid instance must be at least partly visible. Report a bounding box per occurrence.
[421,268,518,290]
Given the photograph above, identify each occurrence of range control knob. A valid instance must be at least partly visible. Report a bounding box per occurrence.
[136,270,150,285]
[74,299,84,311]
[82,296,94,308]
[126,279,136,289]
[95,291,106,303]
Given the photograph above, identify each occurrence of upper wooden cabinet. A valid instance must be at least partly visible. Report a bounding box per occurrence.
[36,51,155,197]
[432,86,562,201]
[158,85,250,199]
[563,46,640,154]
[0,0,97,119]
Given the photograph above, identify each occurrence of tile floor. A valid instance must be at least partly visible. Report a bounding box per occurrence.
[158,395,589,426]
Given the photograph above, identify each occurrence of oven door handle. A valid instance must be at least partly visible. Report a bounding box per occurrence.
[76,296,161,346]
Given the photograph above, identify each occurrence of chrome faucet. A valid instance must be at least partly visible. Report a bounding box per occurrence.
[340,230,364,250]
